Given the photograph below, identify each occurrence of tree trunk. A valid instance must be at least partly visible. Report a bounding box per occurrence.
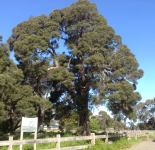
[79,107,90,135]
[38,106,45,129]
[9,117,14,134]
[77,91,90,135]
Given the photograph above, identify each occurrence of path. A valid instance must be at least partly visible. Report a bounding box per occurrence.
[127,140,155,150]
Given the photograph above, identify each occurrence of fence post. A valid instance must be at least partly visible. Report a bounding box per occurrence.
[8,136,13,150]
[20,130,23,150]
[34,131,37,150]
[146,133,149,140]
[91,133,95,145]
[56,134,61,150]
[137,130,139,138]
[135,131,138,140]
[105,132,108,143]
[127,131,130,140]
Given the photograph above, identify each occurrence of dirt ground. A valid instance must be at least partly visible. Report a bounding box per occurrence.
[127,140,155,150]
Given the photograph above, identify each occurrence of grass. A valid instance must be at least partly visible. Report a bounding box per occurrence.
[86,136,149,150]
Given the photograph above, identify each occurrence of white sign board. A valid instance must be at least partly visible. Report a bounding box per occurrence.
[20,117,38,150]
[21,117,38,132]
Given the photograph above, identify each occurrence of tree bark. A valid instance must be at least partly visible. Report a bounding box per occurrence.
[38,106,45,129]
[78,107,90,135]
[77,91,90,135]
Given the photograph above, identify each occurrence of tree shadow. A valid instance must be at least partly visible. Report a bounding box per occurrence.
[152,140,155,142]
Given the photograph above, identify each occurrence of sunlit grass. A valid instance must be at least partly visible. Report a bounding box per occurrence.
[86,136,149,150]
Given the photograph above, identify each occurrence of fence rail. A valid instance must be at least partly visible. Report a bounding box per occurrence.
[0,130,154,150]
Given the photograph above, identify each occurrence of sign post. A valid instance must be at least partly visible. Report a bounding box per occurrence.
[20,117,38,150]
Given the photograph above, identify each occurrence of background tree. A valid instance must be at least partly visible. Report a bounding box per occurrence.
[0,40,51,133]
[59,110,79,133]
[90,111,126,131]
[135,99,155,129]
[90,117,101,131]
[9,0,143,135]
[8,15,62,125]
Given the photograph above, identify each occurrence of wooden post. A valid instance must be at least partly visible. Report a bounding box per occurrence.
[56,134,61,150]
[8,136,13,150]
[137,130,139,138]
[105,132,108,143]
[20,131,23,150]
[91,133,95,145]
[127,132,130,140]
[135,131,138,140]
[147,133,149,140]
[34,131,37,150]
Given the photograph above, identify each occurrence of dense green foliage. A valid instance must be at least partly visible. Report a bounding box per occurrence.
[90,117,101,131]
[90,111,126,131]
[0,42,51,133]
[0,0,143,135]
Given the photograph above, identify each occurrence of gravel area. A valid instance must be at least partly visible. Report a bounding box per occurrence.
[127,140,155,150]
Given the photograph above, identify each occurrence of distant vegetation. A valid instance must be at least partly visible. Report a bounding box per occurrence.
[135,99,155,130]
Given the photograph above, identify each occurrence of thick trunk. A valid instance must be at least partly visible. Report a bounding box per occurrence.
[8,117,20,134]
[38,106,45,128]
[9,117,14,133]
[79,107,90,135]
[77,91,90,135]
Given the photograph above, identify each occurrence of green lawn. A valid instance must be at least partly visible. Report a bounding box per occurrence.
[86,136,150,150]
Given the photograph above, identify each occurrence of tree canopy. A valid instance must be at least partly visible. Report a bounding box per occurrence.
[4,0,144,135]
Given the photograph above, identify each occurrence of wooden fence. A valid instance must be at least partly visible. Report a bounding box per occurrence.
[0,130,154,150]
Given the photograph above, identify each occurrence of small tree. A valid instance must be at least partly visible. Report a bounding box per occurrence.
[135,99,155,129]
[90,117,101,131]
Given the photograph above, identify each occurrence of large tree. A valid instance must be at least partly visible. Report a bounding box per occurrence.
[9,0,143,135]
[8,15,60,125]
[0,41,50,133]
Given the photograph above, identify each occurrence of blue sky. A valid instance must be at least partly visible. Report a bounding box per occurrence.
[0,0,155,101]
